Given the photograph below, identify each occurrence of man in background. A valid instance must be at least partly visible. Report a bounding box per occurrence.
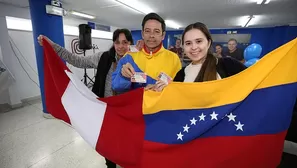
[169,38,183,59]
[226,38,245,63]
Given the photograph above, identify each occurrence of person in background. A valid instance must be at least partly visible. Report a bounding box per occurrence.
[170,38,183,58]
[38,28,142,168]
[112,13,181,92]
[152,22,246,91]
[213,44,224,58]
[226,38,245,63]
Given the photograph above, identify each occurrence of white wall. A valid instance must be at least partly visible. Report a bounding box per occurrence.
[0,3,115,106]
[0,16,22,106]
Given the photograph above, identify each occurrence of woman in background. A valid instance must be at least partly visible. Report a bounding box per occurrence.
[213,44,225,58]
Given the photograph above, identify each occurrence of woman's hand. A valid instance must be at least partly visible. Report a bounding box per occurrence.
[37,35,54,46]
[153,80,168,92]
[135,40,144,51]
[144,80,168,92]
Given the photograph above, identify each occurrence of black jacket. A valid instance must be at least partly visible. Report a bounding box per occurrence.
[174,57,246,82]
[286,100,297,143]
[91,51,116,98]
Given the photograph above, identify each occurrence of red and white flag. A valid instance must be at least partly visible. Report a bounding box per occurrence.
[43,39,144,168]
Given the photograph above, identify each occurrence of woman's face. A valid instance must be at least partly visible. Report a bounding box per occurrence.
[114,33,131,56]
[183,29,211,64]
[215,46,222,54]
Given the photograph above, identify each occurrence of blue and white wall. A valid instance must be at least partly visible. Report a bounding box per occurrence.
[0,3,116,107]
[131,26,297,57]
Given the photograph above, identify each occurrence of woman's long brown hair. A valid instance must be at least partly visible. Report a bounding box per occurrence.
[182,22,217,82]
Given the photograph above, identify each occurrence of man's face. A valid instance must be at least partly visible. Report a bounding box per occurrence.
[228,40,237,52]
[142,19,165,49]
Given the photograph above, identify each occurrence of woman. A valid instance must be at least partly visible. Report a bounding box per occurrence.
[38,28,141,168]
[213,44,225,58]
[152,22,246,91]
[38,29,143,98]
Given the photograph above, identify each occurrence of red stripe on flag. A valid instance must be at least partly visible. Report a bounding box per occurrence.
[140,131,286,168]
[96,88,145,168]
[43,39,71,124]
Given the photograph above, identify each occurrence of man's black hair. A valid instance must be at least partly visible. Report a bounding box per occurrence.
[141,13,166,32]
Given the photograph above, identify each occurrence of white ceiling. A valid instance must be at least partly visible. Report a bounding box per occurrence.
[1,0,297,30]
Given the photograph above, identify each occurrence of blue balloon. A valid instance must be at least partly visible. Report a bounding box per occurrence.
[244,43,262,61]
[244,58,259,67]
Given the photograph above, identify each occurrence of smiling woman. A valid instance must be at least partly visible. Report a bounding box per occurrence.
[173,22,246,83]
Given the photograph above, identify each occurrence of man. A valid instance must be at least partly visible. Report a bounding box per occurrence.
[112,13,181,92]
[169,38,183,58]
[226,38,245,63]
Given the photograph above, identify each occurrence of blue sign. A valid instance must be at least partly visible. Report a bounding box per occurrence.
[88,22,111,32]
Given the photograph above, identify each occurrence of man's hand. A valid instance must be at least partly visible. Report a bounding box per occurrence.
[121,63,135,78]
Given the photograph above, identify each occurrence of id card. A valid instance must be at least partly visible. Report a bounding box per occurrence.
[129,45,139,52]
[158,72,172,85]
[131,72,147,83]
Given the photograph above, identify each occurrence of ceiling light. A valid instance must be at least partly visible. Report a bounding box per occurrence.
[256,0,264,4]
[256,0,270,5]
[6,16,32,31]
[69,11,96,19]
[165,20,181,29]
[115,0,154,15]
[241,16,254,27]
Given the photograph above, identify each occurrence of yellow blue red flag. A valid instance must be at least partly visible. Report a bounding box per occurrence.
[43,38,297,168]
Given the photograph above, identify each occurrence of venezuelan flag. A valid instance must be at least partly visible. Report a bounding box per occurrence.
[43,38,297,168]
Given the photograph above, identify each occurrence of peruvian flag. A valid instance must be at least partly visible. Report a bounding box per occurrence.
[43,39,144,168]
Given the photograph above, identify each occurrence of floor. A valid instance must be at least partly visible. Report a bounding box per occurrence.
[0,100,113,168]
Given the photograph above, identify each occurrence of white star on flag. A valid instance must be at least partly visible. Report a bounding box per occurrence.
[235,121,244,131]
[190,117,197,125]
[199,113,206,121]
[227,113,236,122]
[210,111,218,120]
[177,132,184,141]
[183,124,190,133]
